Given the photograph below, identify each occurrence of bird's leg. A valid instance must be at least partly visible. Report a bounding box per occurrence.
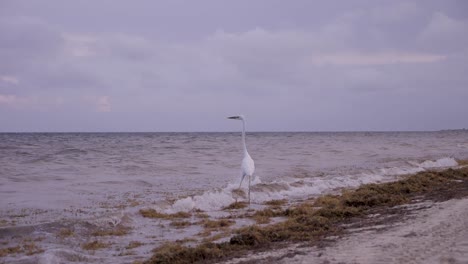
[248,175,251,205]
[238,174,245,190]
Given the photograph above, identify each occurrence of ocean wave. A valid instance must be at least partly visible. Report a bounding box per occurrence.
[54,148,88,156]
[28,155,55,163]
[419,157,458,168]
[164,157,459,213]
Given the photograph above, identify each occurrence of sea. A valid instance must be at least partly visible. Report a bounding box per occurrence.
[1,131,467,263]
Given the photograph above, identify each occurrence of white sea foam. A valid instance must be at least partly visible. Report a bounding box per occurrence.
[168,177,263,213]
[166,157,459,212]
[419,157,458,168]
[171,190,236,212]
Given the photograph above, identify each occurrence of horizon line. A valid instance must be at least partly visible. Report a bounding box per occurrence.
[0,129,466,133]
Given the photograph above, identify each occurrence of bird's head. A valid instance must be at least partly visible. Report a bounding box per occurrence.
[227,115,245,121]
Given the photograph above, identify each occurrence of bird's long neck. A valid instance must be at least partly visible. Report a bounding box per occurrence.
[242,119,248,156]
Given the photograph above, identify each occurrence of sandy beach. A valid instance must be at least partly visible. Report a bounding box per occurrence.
[226,197,468,264]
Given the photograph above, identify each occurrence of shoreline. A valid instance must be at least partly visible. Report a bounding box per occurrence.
[144,167,468,264]
[227,192,468,264]
[290,197,468,264]
[1,166,468,264]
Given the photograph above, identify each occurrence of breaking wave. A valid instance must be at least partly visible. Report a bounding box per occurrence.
[165,157,459,213]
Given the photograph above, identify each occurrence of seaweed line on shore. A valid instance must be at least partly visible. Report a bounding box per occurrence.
[143,166,468,264]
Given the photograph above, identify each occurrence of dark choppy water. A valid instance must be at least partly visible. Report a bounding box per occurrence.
[1,131,467,263]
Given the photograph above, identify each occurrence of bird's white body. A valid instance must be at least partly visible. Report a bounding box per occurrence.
[241,153,255,181]
[228,115,255,203]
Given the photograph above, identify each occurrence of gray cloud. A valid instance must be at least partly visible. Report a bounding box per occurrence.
[0,0,467,131]
[0,16,62,76]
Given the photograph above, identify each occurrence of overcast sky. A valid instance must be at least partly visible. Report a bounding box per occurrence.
[1,0,467,132]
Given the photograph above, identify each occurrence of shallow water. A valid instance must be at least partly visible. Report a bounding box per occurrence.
[1,131,467,263]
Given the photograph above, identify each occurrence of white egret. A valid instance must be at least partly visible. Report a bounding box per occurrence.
[227,115,255,204]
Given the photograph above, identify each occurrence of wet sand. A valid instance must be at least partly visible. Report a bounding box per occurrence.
[226,176,468,264]
[282,198,468,264]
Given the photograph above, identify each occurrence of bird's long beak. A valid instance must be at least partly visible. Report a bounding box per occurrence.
[227,116,239,120]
